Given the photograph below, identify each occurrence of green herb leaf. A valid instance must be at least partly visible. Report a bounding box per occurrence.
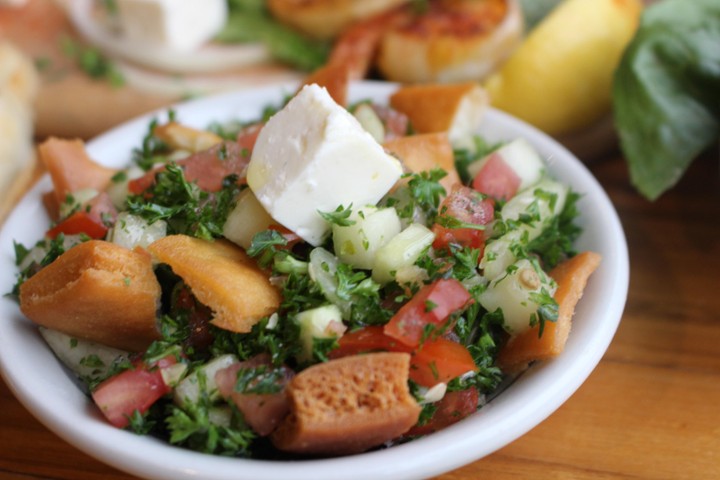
[318,204,356,226]
[613,0,720,200]
[217,4,330,71]
[234,365,285,394]
[126,164,240,240]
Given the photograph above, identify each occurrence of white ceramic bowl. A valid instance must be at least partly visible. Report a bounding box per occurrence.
[0,81,629,480]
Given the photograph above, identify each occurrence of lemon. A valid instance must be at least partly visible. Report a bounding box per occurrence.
[484,0,643,136]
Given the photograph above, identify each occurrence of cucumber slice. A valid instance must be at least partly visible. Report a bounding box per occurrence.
[332,206,401,270]
[372,223,435,284]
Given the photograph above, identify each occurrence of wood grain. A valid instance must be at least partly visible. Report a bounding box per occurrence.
[1,147,719,479]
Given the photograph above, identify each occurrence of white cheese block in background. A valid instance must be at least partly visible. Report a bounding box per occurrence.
[115,0,228,51]
[247,84,404,246]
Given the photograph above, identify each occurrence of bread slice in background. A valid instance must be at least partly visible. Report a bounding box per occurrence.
[0,40,39,224]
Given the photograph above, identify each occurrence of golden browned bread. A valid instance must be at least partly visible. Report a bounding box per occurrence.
[389,82,488,143]
[147,235,281,333]
[0,40,39,225]
[497,251,602,373]
[271,352,421,455]
[267,0,411,40]
[384,132,461,192]
[375,0,523,84]
[19,240,162,352]
[152,122,223,153]
[37,137,117,205]
[300,63,352,106]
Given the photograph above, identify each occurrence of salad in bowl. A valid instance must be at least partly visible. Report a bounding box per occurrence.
[0,80,627,479]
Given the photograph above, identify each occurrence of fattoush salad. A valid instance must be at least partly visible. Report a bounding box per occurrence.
[10,82,600,458]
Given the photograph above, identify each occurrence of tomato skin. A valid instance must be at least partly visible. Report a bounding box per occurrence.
[431,224,485,253]
[432,185,494,254]
[406,388,479,436]
[46,192,117,239]
[384,278,473,348]
[215,354,294,436]
[471,152,521,201]
[332,326,477,387]
[370,103,409,140]
[46,211,108,239]
[440,185,495,226]
[91,354,178,428]
[409,338,478,387]
[128,141,250,195]
[236,122,263,153]
[330,326,412,358]
[92,367,170,428]
[173,285,214,352]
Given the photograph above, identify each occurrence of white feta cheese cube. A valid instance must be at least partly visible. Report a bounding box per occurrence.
[115,0,228,51]
[247,84,404,246]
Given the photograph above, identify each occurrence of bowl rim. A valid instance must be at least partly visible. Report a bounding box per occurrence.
[0,80,629,480]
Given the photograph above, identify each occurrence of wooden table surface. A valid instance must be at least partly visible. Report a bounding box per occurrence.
[1,144,718,479]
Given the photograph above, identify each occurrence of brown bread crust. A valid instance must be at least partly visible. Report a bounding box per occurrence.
[19,240,161,352]
[271,352,421,455]
[147,235,281,333]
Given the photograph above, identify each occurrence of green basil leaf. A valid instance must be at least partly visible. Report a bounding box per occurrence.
[613,0,720,200]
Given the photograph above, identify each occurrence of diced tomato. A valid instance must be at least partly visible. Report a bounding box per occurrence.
[370,103,409,140]
[330,326,412,358]
[128,141,250,195]
[236,122,264,153]
[406,388,479,436]
[46,211,107,239]
[92,353,180,428]
[215,354,294,436]
[332,326,477,387]
[92,366,170,428]
[431,224,485,252]
[46,192,117,239]
[471,152,522,201]
[432,185,494,253]
[409,338,478,387]
[440,185,496,226]
[173,285,214,352]
[384,278,473,348]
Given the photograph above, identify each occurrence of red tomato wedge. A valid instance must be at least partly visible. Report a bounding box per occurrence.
[406,388,479,436]
[471,152,521,201]
[431,224,485,252]
[46,211,108,239]
[409,338,478,386]
[432,185,494,253]
[215,354,294,436]
[330,326,412,357]
[384,278,473,348]
[370,103,409,141]
[331,326,477,387]
[236,122,264,152]
[92,365,171,428]
[46,192,117,239]
[128,141,250,195]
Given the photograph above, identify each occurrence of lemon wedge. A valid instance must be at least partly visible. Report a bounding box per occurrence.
[484,0,643,136]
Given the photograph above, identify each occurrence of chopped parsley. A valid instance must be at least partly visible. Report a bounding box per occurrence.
[125,164,241,240]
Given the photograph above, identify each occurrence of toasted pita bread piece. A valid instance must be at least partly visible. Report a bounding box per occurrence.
[497,251,602,373]
[38,137,117,206]
[384,132,461,192]
[271,352,421,455]
[147,235,280,333]
[389,82,489,144]
[20,240,162,352]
